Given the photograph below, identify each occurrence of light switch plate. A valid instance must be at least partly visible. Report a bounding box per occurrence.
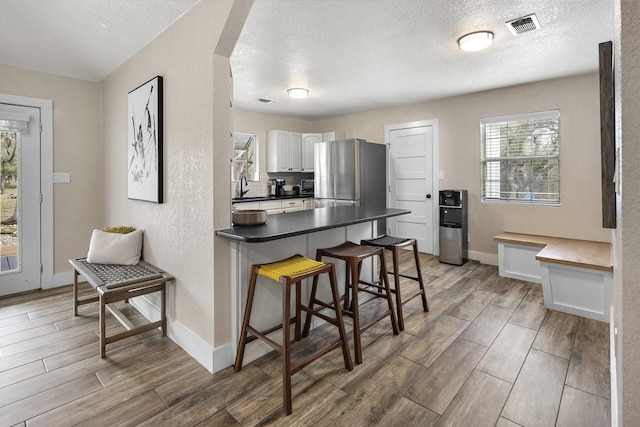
[439,171,444,180]
[53,173,70,183]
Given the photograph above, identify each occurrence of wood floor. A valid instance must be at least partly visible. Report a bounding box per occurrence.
[0,253,610,426]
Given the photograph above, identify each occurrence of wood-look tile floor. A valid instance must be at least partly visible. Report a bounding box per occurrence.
[0,253,610,426]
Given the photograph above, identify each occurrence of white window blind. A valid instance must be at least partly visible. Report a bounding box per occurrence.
[0,111,30,133]
[481,110,560,204]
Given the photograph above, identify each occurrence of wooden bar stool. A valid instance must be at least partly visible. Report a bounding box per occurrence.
[234,254,353,415]
[303,241,399,365]
[361,235,429,331]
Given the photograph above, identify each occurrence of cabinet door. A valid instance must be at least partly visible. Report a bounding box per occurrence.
[267,130,285,173]
[276,131,291,172]
[232,202,260,211]
[322,131,336,142]
[301,133,321,172]
[302,199,315,210]
[289,132,302,172]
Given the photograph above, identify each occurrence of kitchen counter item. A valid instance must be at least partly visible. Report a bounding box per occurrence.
[283,189,297,196]
[232,209,267,225]
[217,206,410,242]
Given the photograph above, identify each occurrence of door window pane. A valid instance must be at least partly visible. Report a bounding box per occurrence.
[1,131,19,273]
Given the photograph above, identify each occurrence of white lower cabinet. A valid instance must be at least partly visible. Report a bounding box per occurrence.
[233,198,315,215]
[232,202,260,211]
[259,200,284,215]
[303,199,314,210]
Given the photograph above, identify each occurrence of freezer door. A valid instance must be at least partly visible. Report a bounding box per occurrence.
[315,199,336,208]
[333,140,357,200]
[314,142,333,199]
[359,141,387,208]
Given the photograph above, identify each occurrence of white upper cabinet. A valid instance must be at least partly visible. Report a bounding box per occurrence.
[268,130,339,173]
[301,133,322,172]
[267,130,302,172]
[322,131,336,142]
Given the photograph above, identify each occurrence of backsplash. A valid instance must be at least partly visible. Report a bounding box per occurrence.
[232,172,313,198]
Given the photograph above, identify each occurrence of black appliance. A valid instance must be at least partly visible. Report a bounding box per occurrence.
[300,179,315,196]
[439,190,468,265]
[274,178,285,197]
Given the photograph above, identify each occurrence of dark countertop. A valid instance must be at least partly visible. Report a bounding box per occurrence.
[216,206,410,243]
[232,195,314,203]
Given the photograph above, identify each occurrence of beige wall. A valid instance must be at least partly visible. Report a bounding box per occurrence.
[0,64,102,274]
[614,0,640,424]
[314,74,611,257]
[101,0,239,347]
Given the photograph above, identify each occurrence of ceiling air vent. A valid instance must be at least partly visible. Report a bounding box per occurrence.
[506,14,541,36]
[257,97,276,104]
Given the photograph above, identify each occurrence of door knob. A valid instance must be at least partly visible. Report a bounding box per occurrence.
[426,194,432,199]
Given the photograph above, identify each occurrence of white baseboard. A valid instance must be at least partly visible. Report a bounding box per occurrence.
[129,296,233,374]
[468,250,498,266]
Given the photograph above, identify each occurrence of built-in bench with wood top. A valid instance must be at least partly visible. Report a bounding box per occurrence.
[494,232,613,322]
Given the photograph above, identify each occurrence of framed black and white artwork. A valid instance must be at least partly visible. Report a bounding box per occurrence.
[127,75,163,203]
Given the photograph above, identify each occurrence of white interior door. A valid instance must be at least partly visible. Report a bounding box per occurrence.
[0,103,41,296]
[387,123,435,253]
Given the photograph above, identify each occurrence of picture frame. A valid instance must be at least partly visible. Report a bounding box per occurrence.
[127,75,163,203]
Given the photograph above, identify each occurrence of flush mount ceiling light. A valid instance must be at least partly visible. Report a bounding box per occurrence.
[287,88,309,99]
[457,31,494,52]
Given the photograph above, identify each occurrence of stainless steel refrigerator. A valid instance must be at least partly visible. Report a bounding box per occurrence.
[314,138,387,211]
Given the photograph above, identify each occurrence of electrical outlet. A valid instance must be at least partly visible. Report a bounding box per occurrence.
[53,173,70,183]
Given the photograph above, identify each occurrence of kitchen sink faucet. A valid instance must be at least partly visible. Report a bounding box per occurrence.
[239,176,249,198]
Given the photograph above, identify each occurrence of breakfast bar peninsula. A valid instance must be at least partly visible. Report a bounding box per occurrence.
[216,206,410,362]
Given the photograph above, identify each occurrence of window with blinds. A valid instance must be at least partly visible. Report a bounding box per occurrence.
[481,110,560,204]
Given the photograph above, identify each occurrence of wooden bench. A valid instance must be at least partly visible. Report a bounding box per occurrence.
[494,232,613,322]
[69,258,173,357]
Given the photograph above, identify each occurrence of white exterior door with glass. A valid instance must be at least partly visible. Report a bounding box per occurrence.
[1,103,41,296]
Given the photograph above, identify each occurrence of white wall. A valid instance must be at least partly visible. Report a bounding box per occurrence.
[613,0,640,424]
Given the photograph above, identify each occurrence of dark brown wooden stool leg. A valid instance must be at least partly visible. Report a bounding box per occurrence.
[282,276,293,415]
[302,273,319,337]
[412,240,429,312]
[350,256,363,364]
[234,265,259,372]
[328,264,353,371]
[295,281,302,341]
[391,245,405,331]
[379,251,399,335]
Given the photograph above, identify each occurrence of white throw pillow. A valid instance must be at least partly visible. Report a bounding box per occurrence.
[86,229,143,265]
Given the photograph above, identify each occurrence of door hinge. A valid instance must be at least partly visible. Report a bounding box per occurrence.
[40,264,43,273]
[388,185,391,192]
[39,122,43,133]
[39,193,43,204]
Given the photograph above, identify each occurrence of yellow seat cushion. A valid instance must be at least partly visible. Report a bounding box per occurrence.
[258,256,326,282]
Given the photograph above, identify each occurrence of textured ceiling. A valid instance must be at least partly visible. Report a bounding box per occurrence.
[0,0,200,81]
[231,0,614,120]
[0,1,613,120]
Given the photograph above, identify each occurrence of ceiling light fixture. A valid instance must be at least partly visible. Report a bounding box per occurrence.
[287,88,309,99]
[457,31,494,52]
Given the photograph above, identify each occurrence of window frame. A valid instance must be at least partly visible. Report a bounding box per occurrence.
[480,110,561,206]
